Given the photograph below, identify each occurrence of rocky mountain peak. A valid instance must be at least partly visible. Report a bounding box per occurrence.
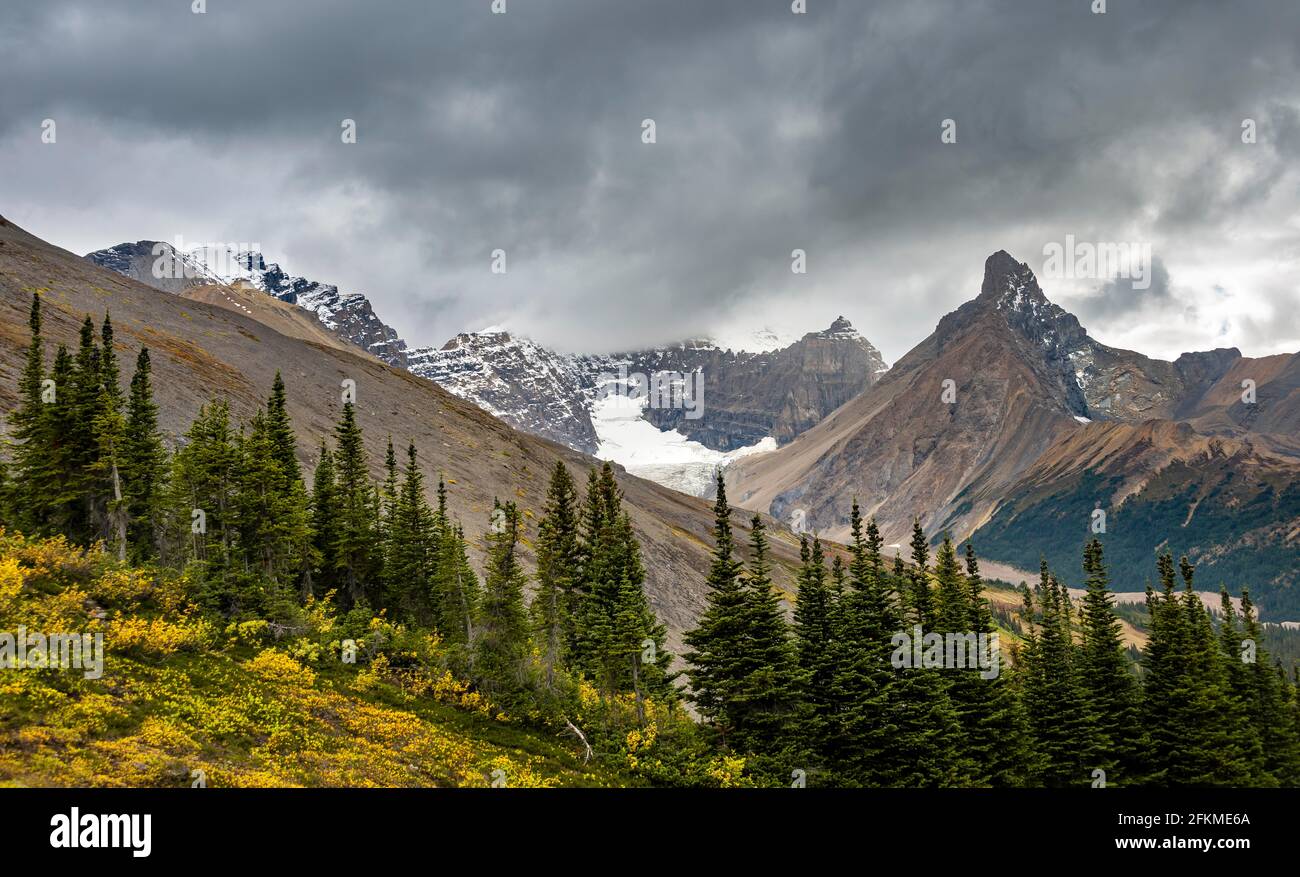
[86,240,409,368]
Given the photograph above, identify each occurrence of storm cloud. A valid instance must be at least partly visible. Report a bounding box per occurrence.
[1,0,1298,362]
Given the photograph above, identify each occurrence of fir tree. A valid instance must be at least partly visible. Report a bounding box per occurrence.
[8,293,55,534]
[387,442,437,622]
[683,472,749,752]
[331,402,375,606]
[793,535,835,766]
[1021,563,1098,786]
[474,501,531,705]
[308,441,339,596]
[831,505,899,785]
[121,348,167,562]
[732,514,801,766]
[1077,538,1142,783]
[906,518,935,626]
[532,460,581,690]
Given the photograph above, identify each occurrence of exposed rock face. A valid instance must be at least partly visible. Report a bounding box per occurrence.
[410,319,887,457]
[81,241,217,294]
[724,251,1294,553]
[407,331,600,454]
[85,243,408,368]
[635,317,888,451]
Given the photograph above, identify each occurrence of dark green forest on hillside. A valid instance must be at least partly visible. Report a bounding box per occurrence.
[969,468,1300,620]
[3,293,1300,787]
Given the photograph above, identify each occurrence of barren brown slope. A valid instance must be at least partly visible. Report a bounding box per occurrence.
[726,252,1082,545]
[180,282,363,359]
[0,215,799,653]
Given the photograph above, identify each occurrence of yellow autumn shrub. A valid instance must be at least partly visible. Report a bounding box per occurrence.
[246,649,317,689]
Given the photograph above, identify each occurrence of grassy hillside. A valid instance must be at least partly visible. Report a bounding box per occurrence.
[0,530,651,788]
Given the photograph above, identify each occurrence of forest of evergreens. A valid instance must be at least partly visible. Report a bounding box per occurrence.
[3,293,1299,787]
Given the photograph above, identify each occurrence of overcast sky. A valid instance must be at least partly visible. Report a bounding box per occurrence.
[2,0,1298,363]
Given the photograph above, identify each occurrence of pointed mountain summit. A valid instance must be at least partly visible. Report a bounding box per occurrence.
[725,249,1261,546]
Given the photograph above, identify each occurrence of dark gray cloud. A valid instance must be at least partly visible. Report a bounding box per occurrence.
[1,0,1298,360]
[1072,257,1173,324]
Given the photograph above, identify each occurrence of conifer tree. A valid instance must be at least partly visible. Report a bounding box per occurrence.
[474,501,531,704]
[331,402,375,606]
[1237,591,1300,785]
[1077,538,1142,783]
[169,400,241,612]
[793,535,836,764]
[232,408,311,601]
[683,472,749,751]
[434,521,479,651]
[532,460,581,690]
[308,441,338,596]
[831,505,899,785]
[732,514,801,764]
[89,385,128,561]
[1021,563,1098,785]
[99,313,124,411]
[66,315,105,541]
[264,372,300,483]
[121,348,167,561]
[387,442,437,622]
[956,541,1030,786]
[8,293,56,534]
[906,519,935,626]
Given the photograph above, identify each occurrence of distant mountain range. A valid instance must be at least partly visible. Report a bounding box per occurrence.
[408,319,886,456]
[87,239,887,459]
[85,241,409,367]
[727,251,1300,617]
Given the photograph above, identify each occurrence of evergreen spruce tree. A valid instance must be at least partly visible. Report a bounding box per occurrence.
[1078,538,1142,783]
[474,501,531,705]
[906,518,936,627]
[434,521,479,652]
[8,293,56,534]
[231,406,311,607]
[831,505,898,785]
[1021,563,1099,786]
[732,514,801,766]
[65,315,106,541]
[1238,591,1300,785]
[532,461,581,690]
[387,443,437,622]
[121,349,167,562]
[169,401,241,613]
[957,541,1030,786]
[44,345,79,538]
[308,441,338,597]
[573,464,673,716]
[98,314,124,411]
[793,535,836,767]
[683,472,749,752]
[331,402,375,606]
[89,385,128,561]
[264,372,300,482]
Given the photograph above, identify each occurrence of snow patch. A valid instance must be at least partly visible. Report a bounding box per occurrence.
[591,389,774,497]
